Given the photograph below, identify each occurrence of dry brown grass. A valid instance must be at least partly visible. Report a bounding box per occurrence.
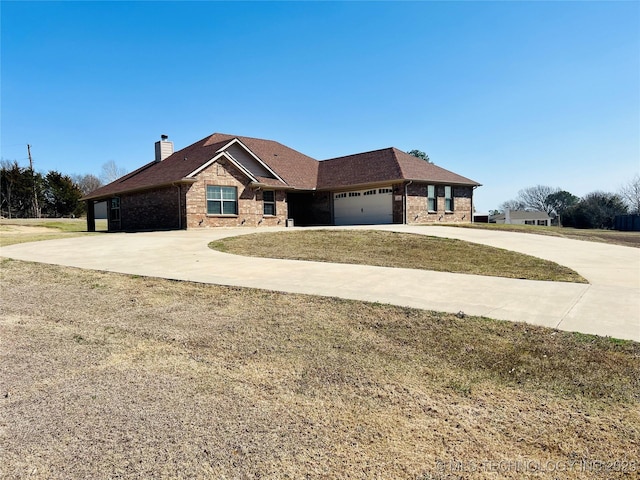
[454,223,640,248]
[1,259,638,479]
[0,218,108,246]
[210,230,587,283]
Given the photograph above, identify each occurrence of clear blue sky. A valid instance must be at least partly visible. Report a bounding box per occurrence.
[2,1,638,212]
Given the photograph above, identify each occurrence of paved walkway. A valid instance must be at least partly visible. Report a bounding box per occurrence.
[1,226,638,341]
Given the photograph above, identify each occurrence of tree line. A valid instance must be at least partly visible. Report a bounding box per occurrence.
[496,176,640,229]
[0,160,125,218]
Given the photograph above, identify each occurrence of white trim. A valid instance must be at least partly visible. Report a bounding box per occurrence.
[215,138,241,154]
[186,151,259,183]
[223,153,259,183]
[206,185,238,216]
[217,137,287,185]
[186,152,225,178]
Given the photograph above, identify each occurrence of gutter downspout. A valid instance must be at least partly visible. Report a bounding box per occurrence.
[404,180,413,224]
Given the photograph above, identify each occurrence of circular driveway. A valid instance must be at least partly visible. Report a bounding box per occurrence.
[1,225,638,341]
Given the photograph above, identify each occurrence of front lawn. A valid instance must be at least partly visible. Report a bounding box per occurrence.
[210,230,587,283]
[0,259,636,479]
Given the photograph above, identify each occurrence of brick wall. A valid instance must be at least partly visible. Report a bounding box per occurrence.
[110,166,474,230]
[406,183,473,224]
[392,184,404,223]
[185,159,289,228]
[116,186,184,231]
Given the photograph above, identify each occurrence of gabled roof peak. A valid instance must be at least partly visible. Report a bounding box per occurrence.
[83,132,479,200]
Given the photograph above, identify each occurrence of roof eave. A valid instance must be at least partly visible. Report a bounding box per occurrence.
[403,178,482,187]
[82,178,197,201]
[318,178,481,191]
[317,179,403,191]
[249,182,290,190]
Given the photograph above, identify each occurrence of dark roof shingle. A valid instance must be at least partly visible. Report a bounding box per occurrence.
[228,135,319,189]
[83,135,229,199]
[84,133,318,199]
[84,133,479,200]
[317,147,480,190]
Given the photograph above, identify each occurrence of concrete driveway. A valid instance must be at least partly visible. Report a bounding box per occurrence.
[1,225,638,341]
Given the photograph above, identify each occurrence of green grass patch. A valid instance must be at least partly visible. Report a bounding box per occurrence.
[210,230,587,283]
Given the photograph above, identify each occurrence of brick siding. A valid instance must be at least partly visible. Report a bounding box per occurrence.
[392,184,404,223]
[110,171,473,230]
[114,186,183,231]
[185,159,289,228]
[406,183,473,224]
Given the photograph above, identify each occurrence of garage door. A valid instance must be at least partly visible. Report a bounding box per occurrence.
[334,187,393,225]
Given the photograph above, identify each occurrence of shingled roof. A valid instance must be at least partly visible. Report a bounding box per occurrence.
[317,147,480,190]
[84,133,479,200]
[220,134,319,189]
[83,135,222,200]
[83,133,319,200]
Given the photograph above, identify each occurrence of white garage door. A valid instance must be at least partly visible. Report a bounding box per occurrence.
[334,187,393,225]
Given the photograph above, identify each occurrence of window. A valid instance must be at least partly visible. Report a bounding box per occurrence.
[537,220,547,226]
[206,186,237,215]
[110,197,120,222]
[348,192,361,197]
[378,188,392,194]
[525,220,535,225]
[335,192,347,199]
[363,189,376,196]
[427,185,436,211]
[263,190,275,216]
[444,186,453,212]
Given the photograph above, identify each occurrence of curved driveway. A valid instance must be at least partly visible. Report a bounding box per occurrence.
[1,225,638,341]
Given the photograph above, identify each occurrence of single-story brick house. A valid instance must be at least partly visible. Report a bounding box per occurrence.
[83,133,481,231]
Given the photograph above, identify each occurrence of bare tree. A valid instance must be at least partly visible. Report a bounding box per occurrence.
[619,174,640,214]
[516,185,560,215]
[100,160,127,184]
[499,199,526,212]
[499,185,563,215]
[72,174,103,196]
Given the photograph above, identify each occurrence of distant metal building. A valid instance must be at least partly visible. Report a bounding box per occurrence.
[615,214,640,231]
